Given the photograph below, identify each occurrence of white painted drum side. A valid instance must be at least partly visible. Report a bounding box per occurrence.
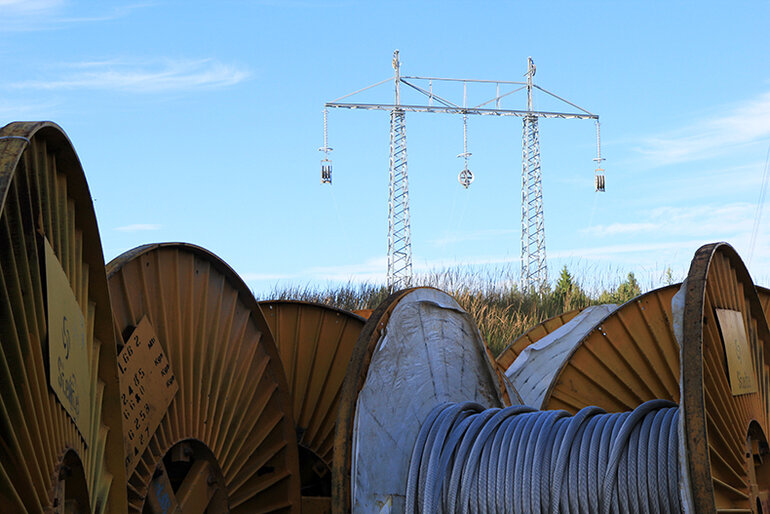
[505,304,619,409]
[351,288,504,513]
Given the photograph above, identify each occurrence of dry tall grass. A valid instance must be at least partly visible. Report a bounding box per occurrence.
[260,264,649,356]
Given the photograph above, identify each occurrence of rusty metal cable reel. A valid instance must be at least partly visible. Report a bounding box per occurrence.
[497,243,770,511]
[107,243,301,513]
[257,300,365,507]
[495,307,585,368]
[0,122,127,513]
[680,243,770,512]
[498,285,680,413]
[331,287,503,513]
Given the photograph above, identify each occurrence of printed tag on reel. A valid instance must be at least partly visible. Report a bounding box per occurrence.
[118,315,178,473]
[715,308,757,396]
[45,238,91,444]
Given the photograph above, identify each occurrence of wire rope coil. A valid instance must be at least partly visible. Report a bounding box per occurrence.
[406,400,681,514]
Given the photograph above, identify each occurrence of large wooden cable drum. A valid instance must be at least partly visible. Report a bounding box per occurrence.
[332,288,502,513]
[258,300,365,500]
[0,122,127,513]
[107,243,301,513]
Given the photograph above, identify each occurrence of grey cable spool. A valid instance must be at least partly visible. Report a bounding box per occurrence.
[332,287,505,513]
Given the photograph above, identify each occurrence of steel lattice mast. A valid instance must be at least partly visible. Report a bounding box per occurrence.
[387,51,412,290]
[321,51,603,291]
[521,57,547,289]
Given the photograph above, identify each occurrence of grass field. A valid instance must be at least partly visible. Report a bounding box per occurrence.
[259,263,670,356]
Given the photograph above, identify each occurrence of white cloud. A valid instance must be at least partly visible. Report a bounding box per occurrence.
[581,222,659,236]
[1,2,151,31]
[635,92,770,165]
[0,99,59,121]
[550,240,704,260]
[303,256,388,283]
[11,58,250,93]
[585,203,756,240]
[115,223,161,232]
[0,0,63,13]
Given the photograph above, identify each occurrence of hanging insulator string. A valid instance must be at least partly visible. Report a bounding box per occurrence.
[319,108,333,184]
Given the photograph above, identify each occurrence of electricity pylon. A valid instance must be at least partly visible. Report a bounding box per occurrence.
[321,51,603,291]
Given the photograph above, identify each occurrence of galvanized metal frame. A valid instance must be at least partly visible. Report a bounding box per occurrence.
[323,52,601,292]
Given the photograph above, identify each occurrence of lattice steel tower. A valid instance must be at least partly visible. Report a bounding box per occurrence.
[387,51,412,290]
[521,58,547,289]
[321,52,603,292]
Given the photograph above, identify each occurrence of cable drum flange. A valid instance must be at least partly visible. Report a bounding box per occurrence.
[258,300,366,506]
[680,243,770,512]
[498,284,681,413]
[107,243,301,513]
[0,121,127,513]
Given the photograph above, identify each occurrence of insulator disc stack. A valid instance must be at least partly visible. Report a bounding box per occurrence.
[258,300,365,508]
[0,122,127,513]
[107,243,301,513]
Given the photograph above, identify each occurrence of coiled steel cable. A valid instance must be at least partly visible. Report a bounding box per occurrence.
[405,400,680,514]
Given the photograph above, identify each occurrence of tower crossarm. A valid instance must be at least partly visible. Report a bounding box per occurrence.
[325,102,597,120]
[321,52,603,292]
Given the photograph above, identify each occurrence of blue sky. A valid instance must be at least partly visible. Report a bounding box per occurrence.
[2,1,769,294]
